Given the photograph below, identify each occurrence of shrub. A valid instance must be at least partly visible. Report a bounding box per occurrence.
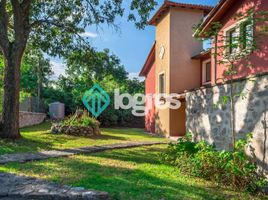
[161,134,267,192]
[62,111,99,127]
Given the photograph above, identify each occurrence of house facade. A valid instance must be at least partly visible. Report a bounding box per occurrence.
[140,0,268,168]
[140,1,213,137]
[195,0,268,84]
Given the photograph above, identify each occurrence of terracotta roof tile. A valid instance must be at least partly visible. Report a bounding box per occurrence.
[149,1,214,25]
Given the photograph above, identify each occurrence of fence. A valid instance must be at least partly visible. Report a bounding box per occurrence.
[19,97,46,113]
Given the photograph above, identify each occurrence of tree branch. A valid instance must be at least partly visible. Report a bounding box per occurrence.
[10,0,32,56]
[31,18,67,29]
[22,0,32,11]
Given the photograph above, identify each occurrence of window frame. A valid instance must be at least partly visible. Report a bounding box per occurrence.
[202,59,212,85]
[240,20,254,51]
[158,71,166,94]
[228,28,239,55]
[223,16,254,57]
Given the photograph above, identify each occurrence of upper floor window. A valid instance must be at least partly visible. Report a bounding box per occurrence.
[241,21,254,50]
[224,17,254,57]
[228,28,239,55]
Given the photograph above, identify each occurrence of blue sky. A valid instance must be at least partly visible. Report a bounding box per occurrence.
[51,0,218,80]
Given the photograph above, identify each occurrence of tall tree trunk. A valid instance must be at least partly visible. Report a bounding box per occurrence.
[1,45,22,139]
[37,57,42,112]
[0,0,31,139]
[229,63,236,150]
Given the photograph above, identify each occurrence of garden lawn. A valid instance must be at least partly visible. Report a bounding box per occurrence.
[0,145,265,200]
[0,123,167,155]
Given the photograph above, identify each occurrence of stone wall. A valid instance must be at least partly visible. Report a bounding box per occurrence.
[0,112,46,128]
[19,112,46,128]
[51,124,101,137]
[186,73,268,170]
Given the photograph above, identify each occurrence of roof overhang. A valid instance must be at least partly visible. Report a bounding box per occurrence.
[194,0,236,38]
[191,49,211,60]
[139,42,156,77]
[149,1,214,26]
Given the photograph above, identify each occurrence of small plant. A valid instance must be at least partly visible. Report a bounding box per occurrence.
[51,110,101,136]
[161,133,267,193]
[62,111,99,127]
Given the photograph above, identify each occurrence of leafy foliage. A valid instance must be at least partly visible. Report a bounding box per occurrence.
[0,0,157,138]
[52,49,144,127]
[161,134,267,192]
[0,51,52,112]
[20,48,53,96]
[61,111,99,127]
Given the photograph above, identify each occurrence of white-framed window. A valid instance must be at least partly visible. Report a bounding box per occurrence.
[224,17,254,57]
[158,72,165,93]
[202,59,211,85]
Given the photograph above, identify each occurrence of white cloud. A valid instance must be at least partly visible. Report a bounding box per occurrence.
[128,72,144,82]
[50,61,66,80]
[79,31,98,38]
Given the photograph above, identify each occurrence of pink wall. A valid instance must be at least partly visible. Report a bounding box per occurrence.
[213,0,268,83]
[145,62,156,133]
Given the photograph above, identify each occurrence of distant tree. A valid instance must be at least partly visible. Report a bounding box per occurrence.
[0,0,157,139]
[54,48,144,127]
[0,49,52,111]
[65,49,128,85]
[126,78,144,94]
[58,49,129,110]
[21,48,53,97]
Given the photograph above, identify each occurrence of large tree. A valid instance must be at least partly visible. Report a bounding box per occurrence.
[0,0,157,139]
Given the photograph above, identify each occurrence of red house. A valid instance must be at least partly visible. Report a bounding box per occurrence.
[140,42,156,133]
[140,0,268,145]
[194,0,268,85]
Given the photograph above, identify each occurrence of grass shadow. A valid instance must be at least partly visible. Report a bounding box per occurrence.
[2,146,247,200]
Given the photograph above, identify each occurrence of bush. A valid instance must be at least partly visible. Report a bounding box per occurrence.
[161,134,267,192]
[62,111,99,127]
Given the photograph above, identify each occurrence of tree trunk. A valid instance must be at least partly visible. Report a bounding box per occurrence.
[229,64,236,151]
[37,57,42,112]
[0,0,31,139]
[230,81,236,150]
[0,45,22,139]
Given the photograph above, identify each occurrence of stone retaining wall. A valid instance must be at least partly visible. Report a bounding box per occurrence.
[0,112,46,128]
[186,74,268,170]
[51,124,101,137]
[19,112,46,128]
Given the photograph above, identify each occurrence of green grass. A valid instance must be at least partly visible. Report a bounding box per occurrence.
[0,123,167,155]
[0,145,266,200]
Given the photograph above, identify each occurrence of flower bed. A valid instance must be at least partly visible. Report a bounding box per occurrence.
[51,124,100,137]
[51,111,101,137]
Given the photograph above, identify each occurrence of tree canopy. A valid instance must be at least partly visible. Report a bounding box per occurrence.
[0,0,157,138]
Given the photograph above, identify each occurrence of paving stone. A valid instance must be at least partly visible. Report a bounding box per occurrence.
[0,142,168,165]
[0,173,109,200]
